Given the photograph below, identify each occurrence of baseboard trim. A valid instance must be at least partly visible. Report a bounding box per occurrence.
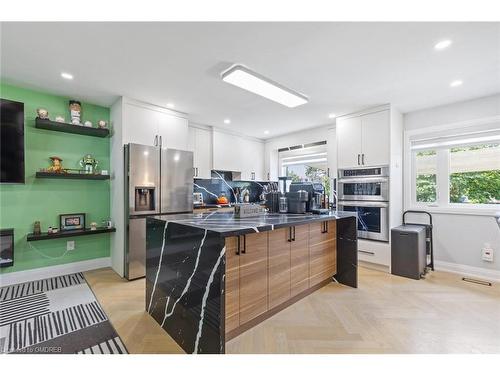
[359,260,390,273]
[434,260,500,283]
[0,257,111,287]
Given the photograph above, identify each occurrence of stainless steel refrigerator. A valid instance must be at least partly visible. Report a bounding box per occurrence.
[124,143,193,280]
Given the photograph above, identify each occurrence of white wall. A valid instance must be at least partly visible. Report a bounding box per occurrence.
[404,94,500,277]
[264,124,333,180]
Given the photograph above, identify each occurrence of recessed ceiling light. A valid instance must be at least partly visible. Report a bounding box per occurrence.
[450,80,463,87]
[328,113,336,119]
[264,130,270,135]
[61,72,73,80]
[434,39,452,50]
[221,64,308,108]
[166,103,175,109]
[224,119,231,124]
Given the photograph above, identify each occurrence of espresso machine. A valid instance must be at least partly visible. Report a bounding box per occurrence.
[288,182,328,214]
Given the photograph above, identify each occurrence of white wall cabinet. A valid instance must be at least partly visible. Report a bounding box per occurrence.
[213,130,265,181]
[326,127,337,179]
[337,116,362,168]
[123,103,160,146]
[122,100,189,150]
[361,110,390,167]
[157,112,189,150]
[188,126,213,179]
[336,109,390,168]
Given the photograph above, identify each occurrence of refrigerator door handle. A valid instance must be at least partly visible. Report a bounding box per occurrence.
[154,135,158,147]
[159,136,163,148]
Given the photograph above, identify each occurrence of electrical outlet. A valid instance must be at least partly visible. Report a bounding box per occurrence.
[67,241,75,251]
[482,243,493,262]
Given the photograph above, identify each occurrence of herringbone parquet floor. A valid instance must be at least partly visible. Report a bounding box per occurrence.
[84,266,500,354]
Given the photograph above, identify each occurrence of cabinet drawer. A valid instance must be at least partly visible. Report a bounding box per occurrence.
[357,239,390,266]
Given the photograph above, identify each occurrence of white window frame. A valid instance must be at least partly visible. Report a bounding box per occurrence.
[404,115,500,216]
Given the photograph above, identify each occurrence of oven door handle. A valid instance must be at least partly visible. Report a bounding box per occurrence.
[338,177,389,184]
[338,200,389,208]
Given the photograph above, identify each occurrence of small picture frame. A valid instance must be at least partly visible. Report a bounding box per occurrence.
[59,213,85,231]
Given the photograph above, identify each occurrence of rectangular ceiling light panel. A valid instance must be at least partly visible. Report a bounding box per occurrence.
[221,65,308,108]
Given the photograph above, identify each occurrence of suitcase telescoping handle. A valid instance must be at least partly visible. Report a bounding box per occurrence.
[403,210,433,227]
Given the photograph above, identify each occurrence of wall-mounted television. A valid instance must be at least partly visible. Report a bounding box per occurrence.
[0,98,25,183]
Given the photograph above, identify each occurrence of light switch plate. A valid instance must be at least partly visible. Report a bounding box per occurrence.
[67,241,75,251]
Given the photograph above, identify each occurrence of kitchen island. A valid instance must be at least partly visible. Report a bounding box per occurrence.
[145,211,357,354]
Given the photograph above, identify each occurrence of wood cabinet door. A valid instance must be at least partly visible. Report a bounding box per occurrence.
[291,224,310,297]
[361,110,390,166]
[268,228,291,309]
[225,236,240,333]
[309,221,337,286]
[336,116,362,168]
[239,232,268,324]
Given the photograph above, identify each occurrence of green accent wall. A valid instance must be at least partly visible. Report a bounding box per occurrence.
[0,83,111,274]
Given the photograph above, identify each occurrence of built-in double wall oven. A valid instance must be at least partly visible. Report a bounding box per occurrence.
[337,166,389,242]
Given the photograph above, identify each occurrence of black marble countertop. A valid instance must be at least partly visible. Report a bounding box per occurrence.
[149,211,357,237]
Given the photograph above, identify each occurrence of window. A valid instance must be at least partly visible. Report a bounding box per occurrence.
[449,143,500,204]
[278,144,331,196]
[408,125,500,212]
[415,150,437,203]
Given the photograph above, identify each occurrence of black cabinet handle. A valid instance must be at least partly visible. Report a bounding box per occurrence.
[241,235,246,254]
[288,227,292,242]
[362,154,365,165]
[292,226,296,241]
[325,221,328,233]
[357,154,360,165]
[154,135,158,146]
[160,135,163,148]
[236,236,241,255]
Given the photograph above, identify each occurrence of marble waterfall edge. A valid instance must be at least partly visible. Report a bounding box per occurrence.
[146,218,226,354]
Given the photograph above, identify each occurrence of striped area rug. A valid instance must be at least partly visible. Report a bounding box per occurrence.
[0,272,128,354]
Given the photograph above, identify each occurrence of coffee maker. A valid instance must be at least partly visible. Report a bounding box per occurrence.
[288,182,327,213]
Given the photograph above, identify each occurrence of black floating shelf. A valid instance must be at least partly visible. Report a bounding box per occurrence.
[35,118,110,137]
[27,227,116,242]
[36,172,110,180]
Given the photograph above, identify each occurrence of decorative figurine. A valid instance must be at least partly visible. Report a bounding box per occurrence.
[90,222,97,231]
[79,154,98,174]
[84,120,93,127]
[33,221,41,235]
[46,156,66,173]
[55,115,65,123]
[97,120,107,129]
[47,226,54,234]
[36,108,49,120]
[69,100,82,125]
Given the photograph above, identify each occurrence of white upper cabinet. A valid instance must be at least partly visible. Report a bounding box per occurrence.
[121,99,189,151]
[212,130,264,181]
[157,111,189,151]
[336,109,390,168]
[337,116,362,168]
[189,126,213,179]
[361,109,390,167]
[326,127,337,179]
[123,103,160,146]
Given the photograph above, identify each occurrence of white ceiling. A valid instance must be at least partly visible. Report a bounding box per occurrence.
[1,22,499,139]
